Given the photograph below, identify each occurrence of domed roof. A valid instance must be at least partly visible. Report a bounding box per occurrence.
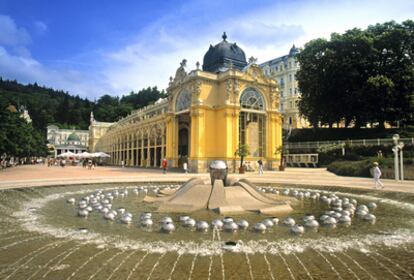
[67,132,80,142]
[202,32,247,73]
[289,44,299,56]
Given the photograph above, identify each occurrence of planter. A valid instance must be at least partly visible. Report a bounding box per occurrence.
[239,166,245,174]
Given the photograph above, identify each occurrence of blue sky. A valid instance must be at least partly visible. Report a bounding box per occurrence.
[0,0,413,100]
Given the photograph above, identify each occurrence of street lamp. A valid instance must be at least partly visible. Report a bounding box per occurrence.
[398,141,405,181]
[392,134,400,181]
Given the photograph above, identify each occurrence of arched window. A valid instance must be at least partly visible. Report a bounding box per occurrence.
[239,88,266,157]
[240,88,265,111]
[175,90,191,112]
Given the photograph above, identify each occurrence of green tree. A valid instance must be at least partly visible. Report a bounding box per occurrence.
[296,20,414,128]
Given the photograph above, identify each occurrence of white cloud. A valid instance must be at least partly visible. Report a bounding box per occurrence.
[1,0,414,99]
[34,21,48,35]
[0,15,31,47]
[100,0,414,94]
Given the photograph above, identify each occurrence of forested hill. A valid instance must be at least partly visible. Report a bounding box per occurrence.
[0,78,167,131]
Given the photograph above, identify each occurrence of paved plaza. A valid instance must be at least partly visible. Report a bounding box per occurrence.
[0,165,412,193]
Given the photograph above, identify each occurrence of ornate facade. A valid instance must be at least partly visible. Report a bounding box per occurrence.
[47,125,89,157]
[260,45,309,129]
[91,34,283,172]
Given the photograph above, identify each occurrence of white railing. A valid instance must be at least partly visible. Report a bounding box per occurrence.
[286,154,319,167]
[285,138,414,150]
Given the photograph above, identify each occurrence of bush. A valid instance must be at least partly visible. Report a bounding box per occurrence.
[288,127,414,142]
[327,160,373,177]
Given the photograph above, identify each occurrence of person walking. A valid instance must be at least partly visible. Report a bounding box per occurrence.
[161,158,168,174]
[371,162,384,189]
[257,159,264,175]
[183,162,188,174]
[121,160,125,168]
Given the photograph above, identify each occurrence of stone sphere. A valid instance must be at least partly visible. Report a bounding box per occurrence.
[185,218,196,228]
[290,225,305,235]
[104,212,116,221]
[67,198,76,204]
[121,215,132,224]
[78,209,89,217]
[322,217,337,227]
[117,208,126,214]
[162,222,175,233]
[358,205,368,212]
[271,217,279,224]
[101,207,109,214]
[196,221,209,232]
[86,206,93,212]
[161,217,173,224]
[368,202,377,210]
[141,218,153,227]
[237,219,249,230]
[303,215,315,223]
[223,221,238,232]
[331,212,342,219]
[305,219,319,228]
[283,217,296,226]
[254,223,267,233]
[262,219,274,228]
[124,212,132,218]
[363,214,376,223]
[140,212,152,220]
[339,215,352,224]
[180,216,190,224]
[223,217,234,224]
[212,219,224,229]
[356,209,368,217]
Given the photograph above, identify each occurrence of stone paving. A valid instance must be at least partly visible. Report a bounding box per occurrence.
[0,164,413,193]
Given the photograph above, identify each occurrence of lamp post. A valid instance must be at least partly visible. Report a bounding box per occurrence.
[398,142,405,181]
[392,134,400,181]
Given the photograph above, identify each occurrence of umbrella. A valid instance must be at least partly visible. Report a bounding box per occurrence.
[96,152,111,158]
[58,151,76,158]
[79,151,92,158]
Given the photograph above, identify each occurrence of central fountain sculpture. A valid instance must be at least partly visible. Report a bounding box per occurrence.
[145,160,293,214]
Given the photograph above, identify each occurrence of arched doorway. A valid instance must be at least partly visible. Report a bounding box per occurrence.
[239,88,266,157]
[175,89,191,168]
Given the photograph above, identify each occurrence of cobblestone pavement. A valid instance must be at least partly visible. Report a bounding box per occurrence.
[0,165,413,193]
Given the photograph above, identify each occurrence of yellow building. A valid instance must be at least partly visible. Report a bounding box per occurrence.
[260,45,308,129]
[91,33,283,172]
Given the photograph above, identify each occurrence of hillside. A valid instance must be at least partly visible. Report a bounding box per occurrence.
[0,78,167,132]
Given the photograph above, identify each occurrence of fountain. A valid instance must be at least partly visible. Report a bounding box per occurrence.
[0,161,413,279]
[147,160,293,215]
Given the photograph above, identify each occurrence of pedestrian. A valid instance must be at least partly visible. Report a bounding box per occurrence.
[88,159,92,170]
[121,160,125,168]
[371,162,384,189]
[183,162,188,174]
[377,150,383,158]
[257,159,264,175]
[162,158,168,174]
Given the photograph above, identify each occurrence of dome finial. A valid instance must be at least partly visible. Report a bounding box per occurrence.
[222,32,227,41]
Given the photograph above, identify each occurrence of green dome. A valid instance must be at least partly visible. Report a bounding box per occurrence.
[67,132,80,142]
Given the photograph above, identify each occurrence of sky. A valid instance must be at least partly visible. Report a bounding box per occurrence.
[0,0,413,100]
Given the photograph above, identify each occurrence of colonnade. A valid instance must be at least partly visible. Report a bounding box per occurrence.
[96,123,167,168]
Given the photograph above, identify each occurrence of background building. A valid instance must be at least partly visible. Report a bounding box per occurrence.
[260,45,308,129]
[47,125,89,157]
[91,33,283,172]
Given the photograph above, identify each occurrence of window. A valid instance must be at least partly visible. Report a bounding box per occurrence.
[239,88,266,157]
[289,88,292,95]
[240,88,265,111]
[175,90,191,112]
[289,74,292,82]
